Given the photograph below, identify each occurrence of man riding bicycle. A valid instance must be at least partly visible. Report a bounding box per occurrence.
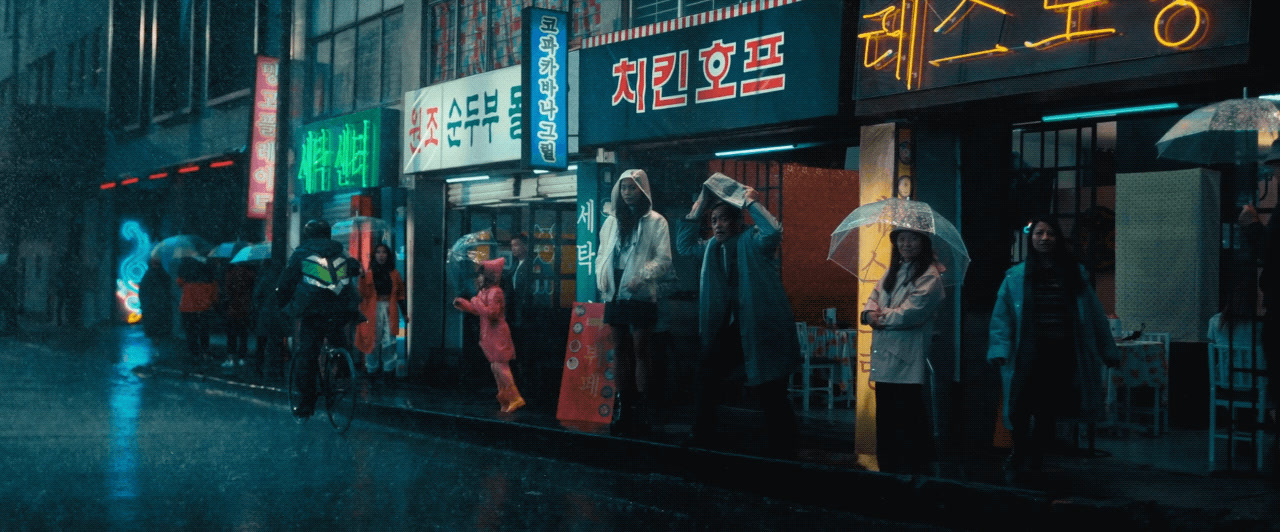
[276,219,364,418]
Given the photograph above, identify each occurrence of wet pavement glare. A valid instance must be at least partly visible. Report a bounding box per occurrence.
[0,329,925,530]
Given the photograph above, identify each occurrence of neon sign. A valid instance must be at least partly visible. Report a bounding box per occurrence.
[856,0,1238,100]
[116,221,151,324]
[296,107,395,194]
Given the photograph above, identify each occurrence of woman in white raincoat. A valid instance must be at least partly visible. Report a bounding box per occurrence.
[862,228,945,474]
[596,169,674,435]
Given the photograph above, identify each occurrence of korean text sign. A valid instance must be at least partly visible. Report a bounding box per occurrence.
[403,66,523,174]
[855,0,1250,100]
[247,56,279,219]
[580,0,841,146]
[523,7,569,171]
[295,107,398,195]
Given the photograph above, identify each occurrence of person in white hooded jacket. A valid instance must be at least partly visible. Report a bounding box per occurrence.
[862,228,945,474]
[596,169,674,435]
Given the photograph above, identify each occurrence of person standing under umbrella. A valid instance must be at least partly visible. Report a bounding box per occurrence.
[355,243,408,384]
[861,228,946,475]
[988,215,1119,477]
[176,253,218,361]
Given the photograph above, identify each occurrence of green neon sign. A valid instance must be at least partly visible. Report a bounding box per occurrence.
[297,108,396,194]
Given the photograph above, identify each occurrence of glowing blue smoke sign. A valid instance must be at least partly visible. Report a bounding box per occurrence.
[116,221,151,324]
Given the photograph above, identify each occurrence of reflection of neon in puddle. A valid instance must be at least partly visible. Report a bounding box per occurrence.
[116,221,151,324]
[107,328,151,521]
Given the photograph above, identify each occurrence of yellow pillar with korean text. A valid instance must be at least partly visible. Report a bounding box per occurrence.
[855,123,900,471]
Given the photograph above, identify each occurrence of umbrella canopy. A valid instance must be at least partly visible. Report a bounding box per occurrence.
[209,241,248,259]
[230,243,275,264]
[447,231,498,297]
[828,198,970,287]
[151,235,212,275]
[332,216,391,241]
[1156,98,1280,165]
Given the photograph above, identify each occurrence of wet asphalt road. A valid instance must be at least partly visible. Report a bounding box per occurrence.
[0,328,935,530]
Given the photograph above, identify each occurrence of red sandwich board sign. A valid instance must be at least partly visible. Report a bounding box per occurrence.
[556,302,616,425]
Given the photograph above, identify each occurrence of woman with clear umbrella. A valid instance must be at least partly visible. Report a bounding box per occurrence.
[861,228,946,475]
[829,197,969,474]
[987,215,1119,478]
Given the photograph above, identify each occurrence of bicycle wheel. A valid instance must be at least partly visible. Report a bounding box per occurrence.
[322,346,358,433]
[285,352,310,424]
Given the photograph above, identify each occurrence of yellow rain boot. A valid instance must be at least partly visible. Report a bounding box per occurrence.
[501,386,526,413]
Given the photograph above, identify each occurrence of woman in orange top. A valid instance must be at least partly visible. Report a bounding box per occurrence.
[355,243,407,382]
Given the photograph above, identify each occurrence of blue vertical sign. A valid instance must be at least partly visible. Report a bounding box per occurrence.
[522,7,569,171]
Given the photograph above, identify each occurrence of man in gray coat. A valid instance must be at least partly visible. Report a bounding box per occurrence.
[676,173,801,458]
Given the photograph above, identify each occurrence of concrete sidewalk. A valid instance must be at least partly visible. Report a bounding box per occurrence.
[25,320,1278,530]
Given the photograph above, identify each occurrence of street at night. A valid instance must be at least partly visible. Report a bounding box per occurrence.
[1,326,933,530]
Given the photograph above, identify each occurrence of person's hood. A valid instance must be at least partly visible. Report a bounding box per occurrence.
[606,169,653,216]
[480,257,505,281]
[296,238,346,259]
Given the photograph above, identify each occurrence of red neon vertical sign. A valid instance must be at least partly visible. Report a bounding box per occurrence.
[247,56,280,220]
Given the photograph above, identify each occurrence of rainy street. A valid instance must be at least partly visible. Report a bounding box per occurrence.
[0,327,928,530]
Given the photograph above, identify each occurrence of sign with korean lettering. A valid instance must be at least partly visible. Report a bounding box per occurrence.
[403,66,523,173]
[855,0,1250,103]
[247,56,279,219]
[522,7,569,171]
[295,107,399,195]
[579,0,841,146]
[556,302,616,425]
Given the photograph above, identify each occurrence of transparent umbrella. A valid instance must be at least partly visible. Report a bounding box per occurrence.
[828,198,970,286]
[230,242,275,264]
[1156,98,1280,165]
[209,241,248,260]
[151,235,212,275]
[447,231,498,297]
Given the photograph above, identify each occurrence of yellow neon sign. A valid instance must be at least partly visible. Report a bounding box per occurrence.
[1153,0,1209,50]
[857,1,927,89]
[929,0,1013,66]
[859,0,1217,92]
[1024,0,1117,50]
[934,0,1010,33]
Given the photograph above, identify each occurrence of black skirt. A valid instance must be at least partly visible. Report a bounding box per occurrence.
[604,299,657,328]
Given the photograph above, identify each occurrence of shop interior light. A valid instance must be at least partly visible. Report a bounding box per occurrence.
[1041,102,1179,122]
[446,175,491,183]
[714,144,796,157]
[567,164,578,171]
[1260,94,1280,101]
[533,169,550,174]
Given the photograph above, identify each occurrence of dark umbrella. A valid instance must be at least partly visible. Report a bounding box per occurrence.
[1156,98,1280,165]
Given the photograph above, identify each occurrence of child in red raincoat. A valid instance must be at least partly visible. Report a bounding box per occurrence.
[453,258,525,413]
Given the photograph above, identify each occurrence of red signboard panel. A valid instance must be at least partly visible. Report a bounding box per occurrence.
[247,56,280,219]
[555,302,617,425]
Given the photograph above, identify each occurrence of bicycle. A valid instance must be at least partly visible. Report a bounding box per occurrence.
[287,342,359,433]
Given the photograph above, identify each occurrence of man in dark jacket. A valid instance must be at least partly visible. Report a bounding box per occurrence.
[277,219,362,417]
